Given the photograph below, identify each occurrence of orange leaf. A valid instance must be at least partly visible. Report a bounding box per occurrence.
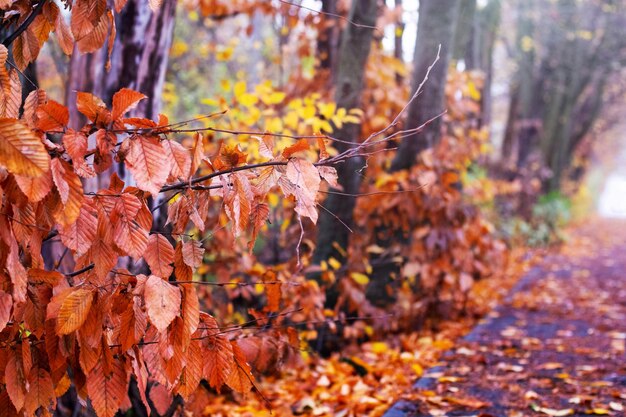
[202,318,233,392]
[58,197,98,255]
[111,193,149,258]
[282,138,310,158]
[175,340,203,400]
[124,135,171,196]
[5,350,26,411]
[56,288,94,335]
[263,271,282,313]
[62,129,94,178]
[181,284,200,340]
[0,290,11,332]
[226,340,254,394]
[87,359,127,417]
[248,201,270,252]
[119,297,147,351]
[14,170,53,202]
[36,100,69,131]
[76,91,110,124]
[24,368,56,415]
[182,240,204,269]
[144,234,174,278]
[149,0,163,11]
[162,139,191,180]
[0,118,50,177]
[51,158,84,226]
[111,88,146,121]
[144,275,181,333]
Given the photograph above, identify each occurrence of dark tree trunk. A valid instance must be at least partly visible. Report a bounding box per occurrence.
[311,0,378,275]
[66,0,177,125]
[316,0,339,76]
[390,0,461,172]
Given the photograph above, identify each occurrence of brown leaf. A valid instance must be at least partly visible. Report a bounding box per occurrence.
[111,88,146,121]
[144,275,181,333]
[23,368,56,415]
[36,100,69,131]
[51,158,84,226]
[0,118,50,177]
[0,289,12,332]
[285,158,321,223]
[182,240,204,269]
[226,340,254,394]
[125,135,171,196]
[144,234,174,278]
[56,288,94,335]
[162,139,191,180]
[14,170,53,202]
[87,359,127,417]
[282,138,310,158]
[111,193,149,258]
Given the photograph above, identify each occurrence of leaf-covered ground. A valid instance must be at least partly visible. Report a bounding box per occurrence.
[195,218,626,417]
[387,218,626,417]
[194,243,536,416]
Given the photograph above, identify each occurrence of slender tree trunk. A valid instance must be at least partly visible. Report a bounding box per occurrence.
[311,0,378,274]
[390,0,461,172]
[316,0,339,76]
[452,0,476,67]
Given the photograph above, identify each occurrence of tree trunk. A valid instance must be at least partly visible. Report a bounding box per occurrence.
[316,0,339,76]
[390,0,461,172]
[66,0,177,125]
[311,0,378,275]
[452,0,476,67]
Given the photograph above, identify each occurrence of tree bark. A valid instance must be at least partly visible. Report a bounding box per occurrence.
[66,0,177,126]
[390,0,461,172]
[311,0,378,273]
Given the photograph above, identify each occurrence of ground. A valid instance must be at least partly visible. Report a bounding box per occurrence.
[385,218,626,417]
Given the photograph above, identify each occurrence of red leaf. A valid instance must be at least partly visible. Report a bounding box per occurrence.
[144,275,181,333]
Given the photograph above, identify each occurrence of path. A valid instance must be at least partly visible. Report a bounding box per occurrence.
[385,219,626,417]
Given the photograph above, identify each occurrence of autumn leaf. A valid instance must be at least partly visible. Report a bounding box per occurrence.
[282,138,310,158]
[56,288,94,335]
[124,135,171,196]
[0,118,50,177]
[111,88,146,120]
[203,325,234,391]
[0,290,11,332]
[36,100,69,131]
[5,351,26,411]
[182,240,204,269]
[162,139,191,179]
[144,275,181,333]
[76,91,110,124]
[23,368,56,416]
[51,158,84,226]
[58,197,98,255]
[14,170,53,202]
[111,193,149,258]
[87,359,127,417]
[175,340,203,399]
[119,297,147,351]
[226,340,254,394]
[144,234,175,278]
[285,158,321,223]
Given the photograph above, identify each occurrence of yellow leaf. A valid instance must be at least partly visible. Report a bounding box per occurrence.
[350,272,369,285]
[234,80,247,99]
[411,364,424,376]
[370,342,388,354]
[328,257,341,270]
